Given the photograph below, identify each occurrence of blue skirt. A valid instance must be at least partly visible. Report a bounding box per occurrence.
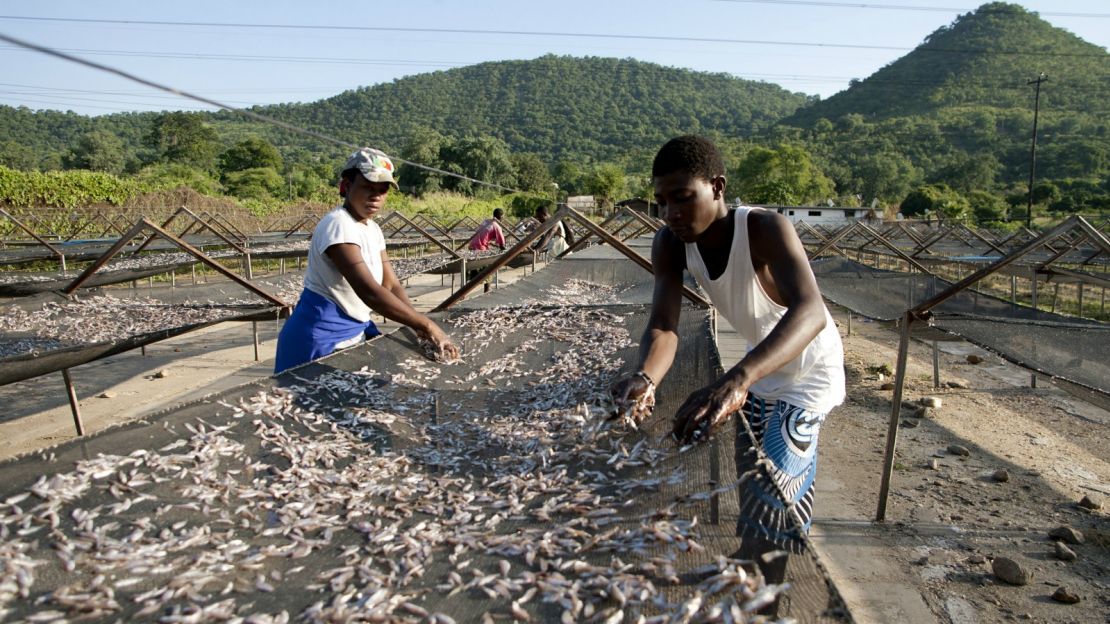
[274,288,380,374]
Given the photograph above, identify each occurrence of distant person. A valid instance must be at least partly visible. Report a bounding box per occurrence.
[274,147,459,373]
[468,208,506,251]
[533,205,570,256]
[609,135,845,586]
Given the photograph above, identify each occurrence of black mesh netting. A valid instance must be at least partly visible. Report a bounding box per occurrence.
[0,251,851,623]
[812,256,1110,395]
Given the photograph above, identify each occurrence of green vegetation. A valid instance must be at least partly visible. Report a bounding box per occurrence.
[0,3,1106,225]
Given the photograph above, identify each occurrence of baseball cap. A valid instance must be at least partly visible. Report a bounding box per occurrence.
[344,147,399,190]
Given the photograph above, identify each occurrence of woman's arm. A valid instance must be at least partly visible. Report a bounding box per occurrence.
[325,244,458,359]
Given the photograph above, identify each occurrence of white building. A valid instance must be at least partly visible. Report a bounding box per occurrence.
[760,205,882,226]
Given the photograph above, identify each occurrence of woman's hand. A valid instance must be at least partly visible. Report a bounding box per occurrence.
[671,378,748,444]
[609,372,656,425]
[418,321,460,363]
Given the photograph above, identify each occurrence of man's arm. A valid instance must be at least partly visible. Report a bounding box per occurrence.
[609,227,685,419]
[493,222,506,250]
[638,227,686,385]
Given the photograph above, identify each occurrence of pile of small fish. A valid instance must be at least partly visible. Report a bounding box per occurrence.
[0,288,789,622]
[0,274,55,286]
[0,295,258,354]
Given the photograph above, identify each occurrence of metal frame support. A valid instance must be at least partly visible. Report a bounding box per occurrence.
[63,218,289,310]
[876,311,914,522]
[0,207,67,272]
[61,368,85,436]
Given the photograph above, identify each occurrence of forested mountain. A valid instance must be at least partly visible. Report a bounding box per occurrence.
[0,3,1107,221]
[0,56,809,169]
[785,2,1109,124]
[246,55,810,161]
[775,2,1110,209]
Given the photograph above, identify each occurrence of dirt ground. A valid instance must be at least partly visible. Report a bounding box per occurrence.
[1,274,1107,623]
[819,308,1109,623]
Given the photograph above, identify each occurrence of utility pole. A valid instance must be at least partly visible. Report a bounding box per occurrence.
[1025,72,1047,229]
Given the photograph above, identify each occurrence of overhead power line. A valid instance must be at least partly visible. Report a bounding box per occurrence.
[0,15,1105,57]
[711,0,1110,18]
[0,31,522,194]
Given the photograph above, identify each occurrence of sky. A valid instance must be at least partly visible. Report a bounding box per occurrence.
[0,0,1107,118]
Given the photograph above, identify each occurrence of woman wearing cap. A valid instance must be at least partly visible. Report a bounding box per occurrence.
[274,147,460,373]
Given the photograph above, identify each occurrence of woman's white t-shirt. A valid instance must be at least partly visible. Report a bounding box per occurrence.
[303,206,385,323]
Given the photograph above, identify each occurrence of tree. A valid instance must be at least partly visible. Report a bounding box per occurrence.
[582,163,628,205]
[850,152,920,205]
[134,162,221,195]
[219,137,282,175]
[397,127,447,196]
[900,184,970,222]
[932,152,998,193]
[223,167,285,200]
[0,140,37,171]
[510,152,551,192]
[439,135,516,194]
[63,130,125,174]
[144,112,219,170]
[732,144,835,205]
[967,190,1007,223]
[552,160,586,196]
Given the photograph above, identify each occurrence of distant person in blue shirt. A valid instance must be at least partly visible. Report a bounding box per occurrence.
[274,147,459,373]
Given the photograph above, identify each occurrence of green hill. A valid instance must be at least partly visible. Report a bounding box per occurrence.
[248,55,809,161]
[778,2,1110,198]
[786,3,1109,124]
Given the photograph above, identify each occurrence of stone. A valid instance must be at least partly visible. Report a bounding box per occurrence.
[913,555,929,566]
[874,363,894,376]
[1053,541,1077,562]
[876,372,886,382]
[154,369,170,379]
[1050,586,1080,604]
[1077,494,1102,510]
[991,557,1031,585]
[880,382,895,391]
[97,391,116,399]
[946,380,970,389]
[966,354,984,364]
[901,418,919,429]
[967,554,987,565]
[919,396,943,409]
[947,444,971,457]
[1048,526,1084,545]
[992,469,1010,483]
[913,406,934,419]
[928,459,940,470]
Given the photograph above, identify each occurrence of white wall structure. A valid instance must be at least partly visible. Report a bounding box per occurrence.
[759,205,882,225]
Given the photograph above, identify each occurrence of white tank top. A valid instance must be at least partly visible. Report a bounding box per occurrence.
[685,206,845,413]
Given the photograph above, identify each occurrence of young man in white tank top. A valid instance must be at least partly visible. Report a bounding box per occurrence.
[611,136,845,587]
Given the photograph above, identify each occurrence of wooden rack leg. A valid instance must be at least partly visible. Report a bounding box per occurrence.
[253,321,260,362]
[61,369,85,436]
[932,340,940,389]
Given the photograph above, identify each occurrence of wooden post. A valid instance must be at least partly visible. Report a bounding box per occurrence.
[61,369,85,436]
[253,321,260,362]
[876,311,914,522]
[932,340,940,389]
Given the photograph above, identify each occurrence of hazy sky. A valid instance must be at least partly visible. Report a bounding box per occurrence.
[0,0,1106,117]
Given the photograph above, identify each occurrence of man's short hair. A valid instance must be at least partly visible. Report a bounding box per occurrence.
[493,208,504,219]
[535,206,549,219]
[652,135,725,181]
